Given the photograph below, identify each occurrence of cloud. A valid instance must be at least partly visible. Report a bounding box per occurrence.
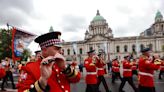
[112,0,164,37]
[60,14,87,32]
[0,0,34,26]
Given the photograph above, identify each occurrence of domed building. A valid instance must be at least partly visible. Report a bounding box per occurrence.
[62,10,164,64]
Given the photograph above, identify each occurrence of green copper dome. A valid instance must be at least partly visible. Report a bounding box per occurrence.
[92,10,105,21]
[155,11,163,19]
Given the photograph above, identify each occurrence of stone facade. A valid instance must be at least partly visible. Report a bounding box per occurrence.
[62,10,164,64]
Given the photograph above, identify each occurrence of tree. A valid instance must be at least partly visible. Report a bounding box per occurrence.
[20,48,31,62]
[0,29,12,60]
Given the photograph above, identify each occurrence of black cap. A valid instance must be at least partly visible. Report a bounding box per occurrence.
[124,55,129,58]
[98,53,102,56]
[141,48,150,53]
[87,50,95,54]
[34,50,41,54]
[34,31,62,49]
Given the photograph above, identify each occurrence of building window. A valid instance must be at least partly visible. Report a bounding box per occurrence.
[79,48,83,54]
[124,45,128,52]
[67,49,70,55]
[89,47,93,51]
[148,44,153,51]
[162,45,164,52]
[161,25,163,31]
[132,45,136,52]
[62,49,64,55]
[116,46,120,53]
[140,44,144,51]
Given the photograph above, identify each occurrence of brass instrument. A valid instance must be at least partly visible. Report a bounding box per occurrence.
[154,59,161,65]
[92,55,99,64]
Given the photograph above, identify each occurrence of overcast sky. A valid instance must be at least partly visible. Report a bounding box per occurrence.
[0,0,164,53]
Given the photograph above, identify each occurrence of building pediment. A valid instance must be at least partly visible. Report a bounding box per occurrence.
[86,35,109,42]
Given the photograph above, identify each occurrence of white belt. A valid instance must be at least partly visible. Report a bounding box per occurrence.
[139,72,153,77]
[113,66,119,68]
[97,68,104,70]
[123,69,132,71]
[87,72,97,75]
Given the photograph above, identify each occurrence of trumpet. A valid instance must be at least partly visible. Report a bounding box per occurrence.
[154,59,161,65]
[92,55,98,64]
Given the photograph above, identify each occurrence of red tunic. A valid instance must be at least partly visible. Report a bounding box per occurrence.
[17,59,81,92]
[122,60,132,77]
[112,60,120,72]
[84,57,97,84]
[96,59,106,76]
[0,64,5,79]
[132,61,137,70]
[138,55,160,87]
[17,66,27,92]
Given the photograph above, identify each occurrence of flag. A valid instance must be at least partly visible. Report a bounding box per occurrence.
[11,28,36,62]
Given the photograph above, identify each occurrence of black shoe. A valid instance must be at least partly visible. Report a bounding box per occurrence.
[119,90,125,92]
[12,85,16,89]
[107,90,112,92]
[1,88,6,91]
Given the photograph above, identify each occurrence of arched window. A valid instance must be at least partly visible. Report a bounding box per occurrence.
[140,44,144,51]
[116,46,120,53]
[161,25,163,31]
[132,45,136,52]
[148,44,153,51]
[124,45,128,52]
[89,47,93,51]
[79,48,83,54]
[67,49,70,55]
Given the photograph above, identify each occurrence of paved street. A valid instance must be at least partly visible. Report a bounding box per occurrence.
[0,71,164,92]
[71,72,164,92]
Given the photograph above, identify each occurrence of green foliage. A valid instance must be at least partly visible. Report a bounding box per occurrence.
[21,48,31,61]
[0,28,32,62]
[0,29,12,60]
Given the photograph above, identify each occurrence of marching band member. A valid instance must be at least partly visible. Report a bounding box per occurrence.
[111,58,122,84]
[159,57,164,79]
[84,50,98,92]
[132,59,138,76]
[17,31,81,92]
[119,56,138,92]
[96,53,111,92]
[138,48,161,92]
